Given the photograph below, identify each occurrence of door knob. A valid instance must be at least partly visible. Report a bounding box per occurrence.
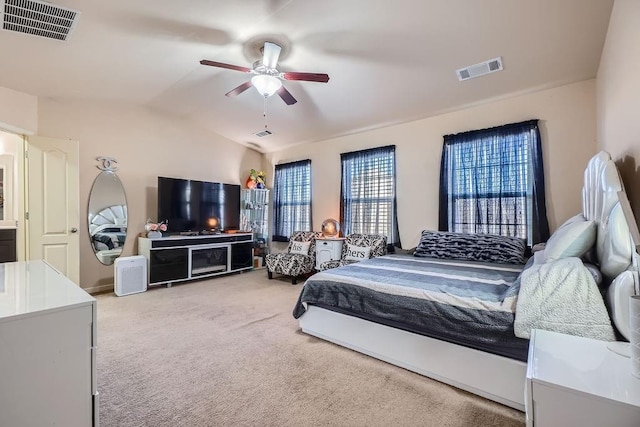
[70,227,78,233]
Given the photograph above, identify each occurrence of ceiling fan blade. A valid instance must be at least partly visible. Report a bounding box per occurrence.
[276,86,297,105]
[282,72,330,83]
[225,81,253,97]
[200,60,251,73]
[262,42,282,69]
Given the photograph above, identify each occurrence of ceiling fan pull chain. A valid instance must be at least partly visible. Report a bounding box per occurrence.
[263,95,269,130]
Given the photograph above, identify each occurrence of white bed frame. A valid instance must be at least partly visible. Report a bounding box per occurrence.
[298,151,640,412]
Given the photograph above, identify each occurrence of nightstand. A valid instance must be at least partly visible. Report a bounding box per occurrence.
[315,237,345,270]
[525,329,640,427]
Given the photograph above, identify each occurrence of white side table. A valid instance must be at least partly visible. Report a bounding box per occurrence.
[315,237,345,269]
[526,329,640,427]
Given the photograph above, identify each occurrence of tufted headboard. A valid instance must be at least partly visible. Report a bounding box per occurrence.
[583,151,639,339]
[89,205,128,235]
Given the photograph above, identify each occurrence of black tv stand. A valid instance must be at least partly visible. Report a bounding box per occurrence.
[138,233,253,287]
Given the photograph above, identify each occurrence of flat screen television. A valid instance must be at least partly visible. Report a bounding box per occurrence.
[157,177,241,233]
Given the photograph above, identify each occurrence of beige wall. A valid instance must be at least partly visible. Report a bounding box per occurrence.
[38,98,262,291]
[597,0,640,218]
[0,86,38,134]
[266,80,597,249]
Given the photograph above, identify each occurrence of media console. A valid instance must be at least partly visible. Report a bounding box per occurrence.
[138,233,253,287]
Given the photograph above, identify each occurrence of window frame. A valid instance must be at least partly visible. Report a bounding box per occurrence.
[272,159,312,242]
[439,121,545,243]
[340,145,399,244]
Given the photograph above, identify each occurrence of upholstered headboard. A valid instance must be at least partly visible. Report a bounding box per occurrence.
[89,205,127,235]
[583,151,640,339]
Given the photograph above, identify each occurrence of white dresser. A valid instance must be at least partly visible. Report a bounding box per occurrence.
[0,260,98,427]
[315,237,345,269]
[526,329,640,427]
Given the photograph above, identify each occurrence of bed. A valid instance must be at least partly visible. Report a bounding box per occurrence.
[89,205,127,264]
[294,151,640,411]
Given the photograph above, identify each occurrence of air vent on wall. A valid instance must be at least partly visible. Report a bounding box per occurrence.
[1,0,80,41]
[456,57,503,82]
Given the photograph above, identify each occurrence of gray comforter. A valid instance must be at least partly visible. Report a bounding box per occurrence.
[293,254,529,360]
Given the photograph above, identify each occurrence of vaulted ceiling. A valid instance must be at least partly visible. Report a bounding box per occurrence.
[0,0,614,152]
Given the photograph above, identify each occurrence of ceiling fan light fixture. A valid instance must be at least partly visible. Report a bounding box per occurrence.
[251,75,282,97]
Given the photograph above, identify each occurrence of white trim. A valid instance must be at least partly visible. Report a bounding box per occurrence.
[300,305,526,411]
[0,122,34,136]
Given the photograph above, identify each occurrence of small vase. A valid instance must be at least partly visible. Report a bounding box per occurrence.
[147,230,162,239]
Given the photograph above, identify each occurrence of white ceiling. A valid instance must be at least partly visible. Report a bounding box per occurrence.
[0,0,613,152]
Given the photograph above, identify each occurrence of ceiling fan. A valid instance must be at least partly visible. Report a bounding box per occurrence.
[200,41,330,105]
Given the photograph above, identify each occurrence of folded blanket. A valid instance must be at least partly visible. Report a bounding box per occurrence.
[514,257,615,341]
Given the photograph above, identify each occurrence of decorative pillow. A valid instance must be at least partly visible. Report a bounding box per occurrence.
[543,218,596,262]
[583,262,603,287]
[289,241,312,255]
[558,213,586,229]
[413,230,526,265]
[344,244,372,261]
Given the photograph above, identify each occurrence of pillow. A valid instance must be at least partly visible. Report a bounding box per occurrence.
[583,263,603,286]
[558,213,586,229]
[289,241,312,255]
[543,218,596,262]
[413,230,526,265]
[344,244,371,261]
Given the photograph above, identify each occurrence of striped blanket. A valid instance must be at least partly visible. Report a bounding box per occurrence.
[293,254,530,360]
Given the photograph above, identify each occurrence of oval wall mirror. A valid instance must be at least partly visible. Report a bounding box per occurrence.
[88,170,127,265]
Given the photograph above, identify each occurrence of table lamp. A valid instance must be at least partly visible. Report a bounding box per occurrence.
[321,219,340,238]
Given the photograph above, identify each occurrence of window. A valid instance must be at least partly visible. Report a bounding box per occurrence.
[438,120,549,244]
[272,160,312,241]
[340,145,400,245]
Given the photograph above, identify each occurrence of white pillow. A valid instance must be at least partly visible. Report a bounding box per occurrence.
[290,241,311,255]
[344,244,371,261]
[544,218,596,262]
[557,213,588,231]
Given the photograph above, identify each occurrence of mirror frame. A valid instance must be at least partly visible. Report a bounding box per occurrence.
[88,157,127,265]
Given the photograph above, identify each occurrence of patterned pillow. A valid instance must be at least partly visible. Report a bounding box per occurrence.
[413,231,526,265]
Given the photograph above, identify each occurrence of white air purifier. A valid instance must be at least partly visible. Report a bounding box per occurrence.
[114,255,147,296]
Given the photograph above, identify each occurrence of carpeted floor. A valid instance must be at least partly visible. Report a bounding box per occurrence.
[96,270,525,427]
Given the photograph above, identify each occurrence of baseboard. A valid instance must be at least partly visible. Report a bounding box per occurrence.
[84,283,113,295]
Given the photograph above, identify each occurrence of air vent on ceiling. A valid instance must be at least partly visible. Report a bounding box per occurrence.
[456,57,503,82]
[255,129,272,138]
[1,0,80,41]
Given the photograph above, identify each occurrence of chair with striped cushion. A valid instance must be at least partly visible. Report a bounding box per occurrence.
[265,231,323,284]
[318,233,387,271]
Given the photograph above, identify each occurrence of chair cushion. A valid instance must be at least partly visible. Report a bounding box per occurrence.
[318,259,341,271]
[265,253,315,277]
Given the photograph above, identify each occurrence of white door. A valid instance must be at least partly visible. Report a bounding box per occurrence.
[26,137,80,284]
